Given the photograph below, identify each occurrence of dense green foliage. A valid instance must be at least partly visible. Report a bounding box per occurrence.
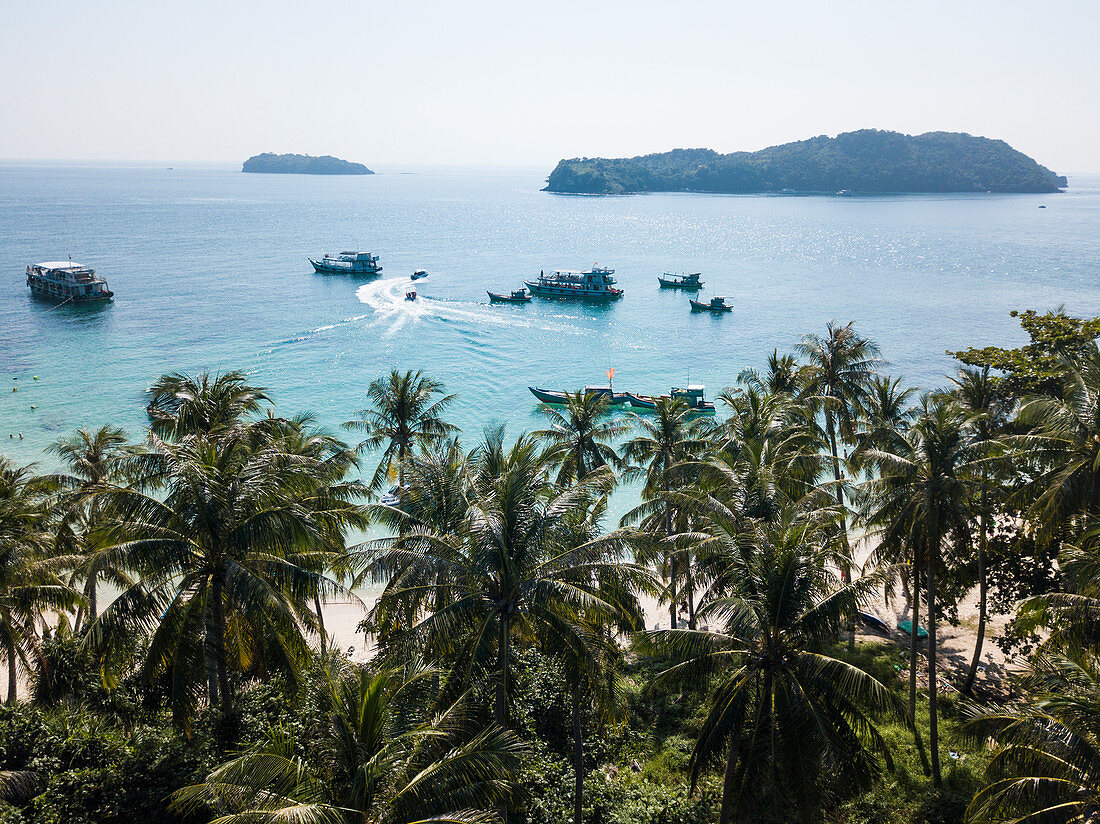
[241,153,374,175]
[3,308,1100,823]
[544,130,1066,195]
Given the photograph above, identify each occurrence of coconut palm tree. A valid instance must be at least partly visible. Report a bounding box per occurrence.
[534,390,628,487]
[173,662,524,824]
[737,349,804,396]
[366,428,643,735]
[962,646,1100,824]
[951,366,1009,695]
[1015,346,1100,540]
[797,322,882,580]
[641,513,905,824]
[860,393,983,786]
[0,459,80,704]
[48,425,134,627]
[343,369,458,492]
[146,370,271,442]
[621,397,709,629]
[88,426,361,726]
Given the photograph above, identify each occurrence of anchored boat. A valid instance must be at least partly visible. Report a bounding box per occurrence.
[690,296,732,313]
[26,261,113,303]
[624,385,715,414]
[487,289,532,303]
[529,385,630,406]
[524,266,623,301]
[658,272,703,289]
[309,251,382,275]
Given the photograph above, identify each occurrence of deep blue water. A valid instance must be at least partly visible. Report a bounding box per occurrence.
[2,162,1099,503]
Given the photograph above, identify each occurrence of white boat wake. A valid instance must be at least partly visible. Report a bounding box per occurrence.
[354,277,592,339]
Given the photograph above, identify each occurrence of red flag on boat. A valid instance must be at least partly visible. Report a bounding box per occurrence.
[607,368,615,384]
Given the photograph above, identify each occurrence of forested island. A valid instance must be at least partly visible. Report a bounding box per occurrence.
[241,152,374,175]
[544,129,1067,194]
[3,310,1100,824]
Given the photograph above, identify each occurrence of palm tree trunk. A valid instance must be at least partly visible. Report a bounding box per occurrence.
[963,512,988,696]
[825,410,855,649]
[315,593,327,654]
[88,568,98,621]
[718,733,740,824]
[666,504,677,630]
[908,562,920,720]
[686,553,696,631]
[212,574,232,719]
[6,647,16,705]
[926,514,942,787]
[496,611,510,729]
[572,685,584,824]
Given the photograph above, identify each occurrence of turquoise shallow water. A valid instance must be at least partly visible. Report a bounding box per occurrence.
[2,162,1099,507]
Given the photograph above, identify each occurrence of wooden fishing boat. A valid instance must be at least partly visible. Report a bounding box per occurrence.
[529,386,630,405]
[658,272,703,289]
[488,289,532,303]
[690,296,732,313]
[625,385,716,414]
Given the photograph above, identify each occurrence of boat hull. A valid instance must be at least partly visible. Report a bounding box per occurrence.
[524,281,624,301]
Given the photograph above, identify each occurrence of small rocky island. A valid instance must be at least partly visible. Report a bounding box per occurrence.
[242,153,374,175]
[544,130,1067,195]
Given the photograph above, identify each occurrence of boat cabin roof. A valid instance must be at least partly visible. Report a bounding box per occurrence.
[37,261,88,270]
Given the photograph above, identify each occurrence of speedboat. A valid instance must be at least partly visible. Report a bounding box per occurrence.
[411,269,428,280]
[405,291,417,301]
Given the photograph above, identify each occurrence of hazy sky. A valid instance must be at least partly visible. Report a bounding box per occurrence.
[3,0,1097,171]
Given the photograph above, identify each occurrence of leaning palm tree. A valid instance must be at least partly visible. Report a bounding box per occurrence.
[88,426,362,726]
[534,390,628,487]
[640,513,905,824]
[145,370,271,442]
[344,369,458,492]
[48,425,134,626]
[962,646,1100,824]
[0,459,80,704]
[860,393,984,786]
[621,397,709,629]
[173,662,524,824]
[737,349,804,396]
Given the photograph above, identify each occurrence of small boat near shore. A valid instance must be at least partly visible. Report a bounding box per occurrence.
[524,266,623,301]
[488,289,532,303]
[690,296,732,313]
[658,272,703,289]
[529,385,630,405]
[26,261,113,303]
[309,251,382,275]
[624,385,715,414]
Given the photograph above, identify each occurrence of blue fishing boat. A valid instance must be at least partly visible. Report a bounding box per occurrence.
[690,296,732,313]
[529,385,630,406]
[658,272,704,289]
[625,385,715,413]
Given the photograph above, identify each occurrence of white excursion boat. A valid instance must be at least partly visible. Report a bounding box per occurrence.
[524,266,623,301]
[309,251,382,275]
[26,261,113,303]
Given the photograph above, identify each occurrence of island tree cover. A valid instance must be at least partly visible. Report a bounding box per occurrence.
[544,130,1067,194]
[242,152,374,175]
[5,312,1100,824]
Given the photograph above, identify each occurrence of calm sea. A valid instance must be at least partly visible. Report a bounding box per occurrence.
[3,162,1099,514]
